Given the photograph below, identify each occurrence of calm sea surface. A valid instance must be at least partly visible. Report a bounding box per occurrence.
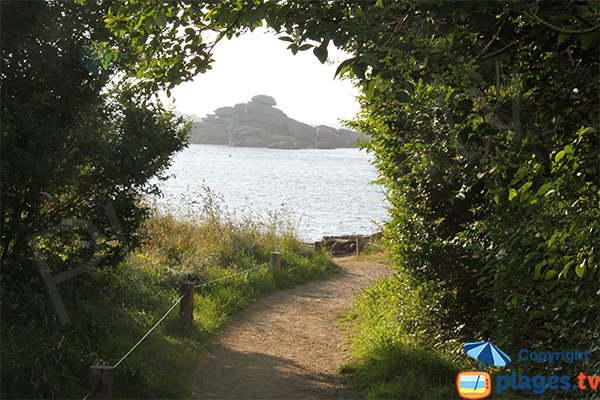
[153,144,388,241]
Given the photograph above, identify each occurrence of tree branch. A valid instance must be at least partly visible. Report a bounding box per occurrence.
[480,41,516,60]
[475,18,506,60]
[525,12,600,34]
[206,14,242,54]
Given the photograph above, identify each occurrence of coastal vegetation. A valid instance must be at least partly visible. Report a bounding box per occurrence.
[2,193,336,398]
[342,251,464,399]
[2,1,598,399]
[315,2,597,397]
[338,1,599,386]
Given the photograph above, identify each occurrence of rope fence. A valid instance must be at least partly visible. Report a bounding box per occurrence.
[82,251,285,399]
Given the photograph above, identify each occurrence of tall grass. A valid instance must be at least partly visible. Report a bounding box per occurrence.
[341,254,466,399]
[343,251,531,399]
[1,190,336,399]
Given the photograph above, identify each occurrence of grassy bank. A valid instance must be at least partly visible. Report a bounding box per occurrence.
[342,250,540,399]
[2,205,336,399]
[341,253,465,400]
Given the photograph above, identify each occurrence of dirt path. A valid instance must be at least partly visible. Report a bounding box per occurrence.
[191,258,392,400]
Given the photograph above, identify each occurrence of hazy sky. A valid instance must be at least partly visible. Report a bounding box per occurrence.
[162,28,360,128]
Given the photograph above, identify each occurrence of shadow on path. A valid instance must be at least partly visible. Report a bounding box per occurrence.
[191,258,392,400]
[194,345,353,400]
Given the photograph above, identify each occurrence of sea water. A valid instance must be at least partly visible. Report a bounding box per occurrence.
[152,144,388,241]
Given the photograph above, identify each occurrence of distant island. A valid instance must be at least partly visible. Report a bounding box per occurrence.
[188,95,362,149]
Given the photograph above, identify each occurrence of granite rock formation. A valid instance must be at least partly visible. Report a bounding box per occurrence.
[189,95,361,149]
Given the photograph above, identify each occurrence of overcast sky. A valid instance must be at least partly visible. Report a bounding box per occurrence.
[162,28,360,129]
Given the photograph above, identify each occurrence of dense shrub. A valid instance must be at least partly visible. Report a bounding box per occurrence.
[344,3,600,380]
[1,1,188,282]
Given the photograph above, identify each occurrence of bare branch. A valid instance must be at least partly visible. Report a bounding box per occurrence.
[480,41,516,60]
[475,18,507,60]
[525,12,600,34]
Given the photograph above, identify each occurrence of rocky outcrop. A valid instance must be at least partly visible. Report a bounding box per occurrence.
[188,95,362,149]
[251,94,277,106]
[317,233,383,256]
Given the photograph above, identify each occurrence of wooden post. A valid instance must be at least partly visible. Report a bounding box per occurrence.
[179,282,194,328]
[355,236,360,256]
[89,365,114,399]
[271,251,282,270]
[314,241,322,251]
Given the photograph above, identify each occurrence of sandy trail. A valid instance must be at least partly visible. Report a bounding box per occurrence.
[191,258,391,400]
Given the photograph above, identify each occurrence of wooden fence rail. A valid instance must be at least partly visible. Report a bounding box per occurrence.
[86,252,281,399]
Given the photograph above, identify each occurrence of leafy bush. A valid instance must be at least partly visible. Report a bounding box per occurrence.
[1,1,188,282]
[330,0,599,381]
[254,1,600,395]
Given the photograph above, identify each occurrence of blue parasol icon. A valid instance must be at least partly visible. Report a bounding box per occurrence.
[463,341,511,367]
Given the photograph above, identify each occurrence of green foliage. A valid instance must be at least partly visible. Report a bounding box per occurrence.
[240,0,599,393]
[268,0,599,378]
[3,0,599,397]
[102,0,270,94]
[1,1,188,281]
[1,203,337,398]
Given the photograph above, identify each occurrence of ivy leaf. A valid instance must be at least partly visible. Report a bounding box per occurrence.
[536,183,552,196]
[508,188,517,201]
[544,269,557,280]
[575,260,586,278]
[313,40,329,64]
[334,58,355,78]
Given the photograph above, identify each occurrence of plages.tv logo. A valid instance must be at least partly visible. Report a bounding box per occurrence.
[456,341,511,399]
[456,371,492,399]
